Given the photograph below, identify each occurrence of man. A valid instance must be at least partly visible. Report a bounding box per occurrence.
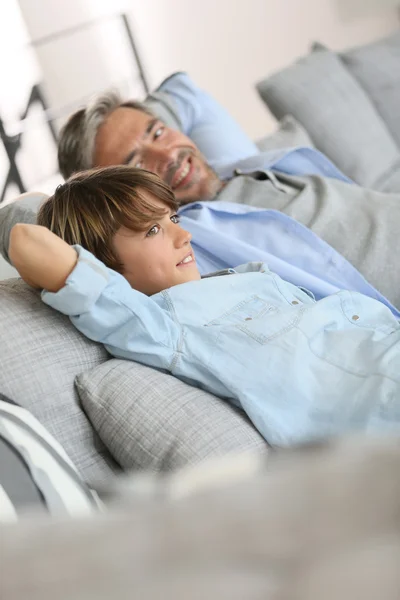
[57,72,400,311]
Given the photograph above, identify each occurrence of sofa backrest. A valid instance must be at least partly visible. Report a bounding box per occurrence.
[256,32,400,192]
[341,31,400,151]
[0,278,119,485]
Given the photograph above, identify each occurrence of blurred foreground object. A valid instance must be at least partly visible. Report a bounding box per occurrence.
[1,436,400,599]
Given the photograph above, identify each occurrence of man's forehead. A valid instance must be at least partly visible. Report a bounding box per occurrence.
[108,105,152,128]
[94,107,156,166]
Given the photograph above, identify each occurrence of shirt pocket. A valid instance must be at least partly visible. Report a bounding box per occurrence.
[307,292,400,377]
[205,295,304,345]
[339,291,398,336]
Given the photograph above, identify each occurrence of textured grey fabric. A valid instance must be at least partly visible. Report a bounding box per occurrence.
[2,437,400,600]
[256,48,400,188]
[76,359,268,471]
[0,279,118,484]
[0,192,47,264]
[342,31,400,150]
[256,114,314,153]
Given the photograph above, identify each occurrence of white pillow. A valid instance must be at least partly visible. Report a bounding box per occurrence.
[0,394,100,521]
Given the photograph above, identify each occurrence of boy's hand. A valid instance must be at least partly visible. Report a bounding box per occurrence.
[9,224,78,292]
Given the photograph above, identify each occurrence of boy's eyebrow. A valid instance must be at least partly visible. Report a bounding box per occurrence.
[123,118,159,165]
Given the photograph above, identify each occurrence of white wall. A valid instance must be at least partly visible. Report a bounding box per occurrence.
[127,0,400,138]
[18,0,146,127]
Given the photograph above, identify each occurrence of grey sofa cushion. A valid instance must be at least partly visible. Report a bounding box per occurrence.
[77,359,268,471]
[256,115,314,153]
[256,47,400,189]
[342,32,400,150]
[0,279,118,484]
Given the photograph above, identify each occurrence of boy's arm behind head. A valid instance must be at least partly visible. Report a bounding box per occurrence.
[9,224,78,292]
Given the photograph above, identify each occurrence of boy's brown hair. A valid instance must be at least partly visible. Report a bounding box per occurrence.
[37,166,179,273]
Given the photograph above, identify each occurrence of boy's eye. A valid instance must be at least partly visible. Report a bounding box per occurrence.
[146,224,160,237]
[170,214,180,224]
[154,126,164,139]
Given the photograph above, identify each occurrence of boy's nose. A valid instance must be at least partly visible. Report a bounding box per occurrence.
[175,226,192,247]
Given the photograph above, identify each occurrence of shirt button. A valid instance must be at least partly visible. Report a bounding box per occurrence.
[352,315,360,321]
[292,300,299,305]
[245,317,252,321]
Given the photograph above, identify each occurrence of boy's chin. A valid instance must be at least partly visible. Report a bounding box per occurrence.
[179,272,201,285]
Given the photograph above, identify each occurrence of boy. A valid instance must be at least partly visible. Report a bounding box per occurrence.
[9,166,400,446]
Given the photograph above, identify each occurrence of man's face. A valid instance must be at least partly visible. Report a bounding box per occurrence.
[94,107,223,205]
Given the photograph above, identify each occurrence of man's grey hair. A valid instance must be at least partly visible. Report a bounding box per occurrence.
[57,90,153,180]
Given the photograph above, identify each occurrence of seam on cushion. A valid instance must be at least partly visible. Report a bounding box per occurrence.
[76,360,125,394]
[77,383,175,466]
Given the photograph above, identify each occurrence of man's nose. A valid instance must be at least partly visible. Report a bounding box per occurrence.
[142,144,176,176]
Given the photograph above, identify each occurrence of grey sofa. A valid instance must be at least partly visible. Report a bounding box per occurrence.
[256,31,400,193]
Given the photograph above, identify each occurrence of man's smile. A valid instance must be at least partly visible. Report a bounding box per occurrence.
[171,157,194,190]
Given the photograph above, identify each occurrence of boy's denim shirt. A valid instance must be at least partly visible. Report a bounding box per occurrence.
[43,247,400,446]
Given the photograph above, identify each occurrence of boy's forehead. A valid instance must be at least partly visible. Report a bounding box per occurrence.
[137,190,172,211]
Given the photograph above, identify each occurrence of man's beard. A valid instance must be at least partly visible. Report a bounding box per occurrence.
[165,148,224,205]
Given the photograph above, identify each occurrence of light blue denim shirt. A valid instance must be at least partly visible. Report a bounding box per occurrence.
[43,247,400,447]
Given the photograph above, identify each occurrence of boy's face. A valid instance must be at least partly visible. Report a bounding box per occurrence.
[94,107,223,205]
[113,194,201,295]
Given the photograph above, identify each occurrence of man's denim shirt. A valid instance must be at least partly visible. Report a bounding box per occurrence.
[43,247,400,447]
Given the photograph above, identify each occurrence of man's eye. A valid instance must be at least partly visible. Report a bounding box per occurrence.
[135,161,143,169]
[154,127,164,139]
[170,214,180,224]
[146,224,160,237]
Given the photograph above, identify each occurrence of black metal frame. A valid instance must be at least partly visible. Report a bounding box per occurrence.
[0,13,148,204]
[0,84,58,204]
